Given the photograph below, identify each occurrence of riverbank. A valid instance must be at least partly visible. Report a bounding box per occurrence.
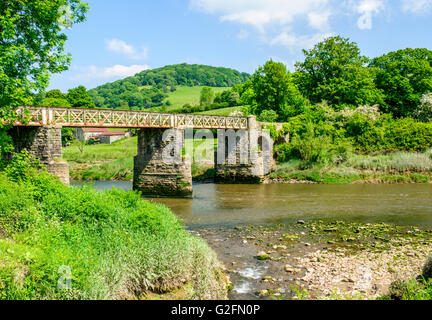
[0,159,229,300]
[269,151,432,184]
[194,221,432,300]
[64,138,432,185]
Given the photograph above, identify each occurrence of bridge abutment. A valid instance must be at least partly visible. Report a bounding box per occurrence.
[215,116,274,184]
[133,128,193,198]
[7,126,69,184]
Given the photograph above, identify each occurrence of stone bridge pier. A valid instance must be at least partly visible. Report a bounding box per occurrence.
[133,128,193,198]
[7,126,70,184]
[215,116,274,184]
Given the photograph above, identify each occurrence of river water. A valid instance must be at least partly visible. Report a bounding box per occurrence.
[70,181,432,227]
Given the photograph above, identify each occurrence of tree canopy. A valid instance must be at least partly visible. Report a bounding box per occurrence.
[67,85,95,108]
[249,59,307,120]
[294,36,384,108]
[0,0,88,152]
[370,48,432,118]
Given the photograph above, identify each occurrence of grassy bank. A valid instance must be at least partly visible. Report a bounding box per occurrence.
[0,157,228,299]
[270,151,432,184]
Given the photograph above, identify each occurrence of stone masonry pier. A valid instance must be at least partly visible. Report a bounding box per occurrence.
[133,128,192,198]
[215,116,274,184]
[7,126,69,184]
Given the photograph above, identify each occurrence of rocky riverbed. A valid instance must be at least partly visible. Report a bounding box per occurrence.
[191,221,432,300]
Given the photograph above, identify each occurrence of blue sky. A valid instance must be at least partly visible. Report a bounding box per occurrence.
[49,0,432,92]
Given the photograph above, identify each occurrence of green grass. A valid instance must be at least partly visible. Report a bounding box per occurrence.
[197,106,244,116]
[163,86,228,111]
[64,137,137,164]
[0,166,227,300]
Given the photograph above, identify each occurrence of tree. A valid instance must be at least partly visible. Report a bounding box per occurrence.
[40,89,71,107]
[67,85,96,108]
[294,36,383,109]
[200,87,214,105]
[251,59,307,119]
[0,0,88,152]
[370,48,432,118]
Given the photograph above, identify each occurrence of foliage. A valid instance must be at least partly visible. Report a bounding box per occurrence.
[416,93,432,122]
[199,87,214,105]
[345,114,432,153]
[89,64,249,110]
[61,128,75,144]
[0,159,227,299]
[259,110,278,122]
[67,85,95,108]
[0,0,88,153]
[250,59,307,120]
[294,36,384,108]
[371,48,432,118]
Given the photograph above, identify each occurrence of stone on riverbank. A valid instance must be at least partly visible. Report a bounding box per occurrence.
[422,255,432,280]
[257,251,270,260]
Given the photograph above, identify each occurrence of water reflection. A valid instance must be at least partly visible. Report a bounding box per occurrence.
[71,181,432,228]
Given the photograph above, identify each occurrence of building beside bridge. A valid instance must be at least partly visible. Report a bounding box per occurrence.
[75,127,130,144]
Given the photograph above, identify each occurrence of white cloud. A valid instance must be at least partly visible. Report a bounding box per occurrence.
[190,0,330,31]
[354,0,384,30]
[308,11,332,30]
[269,31,334,50]
[106,39,148,60]
[190,0,381,49]
[71,64,151,81]
[402,0,432,13]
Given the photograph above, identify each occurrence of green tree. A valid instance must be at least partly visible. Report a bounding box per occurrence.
[200,87,214,105]
[251,59,307,119]
[294,36,383,108]
[67,85,96,108]
[0,0,88,152]
[370,48,432,118]
[40,89,71,107]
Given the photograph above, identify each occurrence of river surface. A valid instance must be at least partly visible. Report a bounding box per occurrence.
[71,181,432,227]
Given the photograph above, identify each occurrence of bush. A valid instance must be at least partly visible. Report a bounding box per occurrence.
[416,93,432,122]
[259,110,278,122]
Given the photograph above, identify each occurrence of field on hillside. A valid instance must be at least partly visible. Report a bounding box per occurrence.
[198,106,245,116]
[164,86,229,111]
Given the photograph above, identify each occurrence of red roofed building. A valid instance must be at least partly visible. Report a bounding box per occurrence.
[75,128,130,144]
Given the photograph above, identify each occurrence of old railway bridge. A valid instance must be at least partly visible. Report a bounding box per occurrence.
[10,106,276,198]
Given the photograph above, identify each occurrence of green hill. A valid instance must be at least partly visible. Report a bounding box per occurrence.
[88,63,250,110]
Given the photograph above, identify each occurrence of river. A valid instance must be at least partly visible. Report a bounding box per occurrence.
[71,181,432,227]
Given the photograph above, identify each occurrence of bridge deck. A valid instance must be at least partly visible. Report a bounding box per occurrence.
[13,106,248,129]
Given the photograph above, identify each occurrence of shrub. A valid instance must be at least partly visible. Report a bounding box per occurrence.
[259,110,278,122]
[416,93,432,122]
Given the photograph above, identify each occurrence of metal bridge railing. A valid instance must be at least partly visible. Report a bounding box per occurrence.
[13,106,248,129]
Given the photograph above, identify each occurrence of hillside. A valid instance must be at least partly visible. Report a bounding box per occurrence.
[88,63,250,110]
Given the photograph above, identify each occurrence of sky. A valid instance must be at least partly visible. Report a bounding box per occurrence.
[49,0,432,92]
